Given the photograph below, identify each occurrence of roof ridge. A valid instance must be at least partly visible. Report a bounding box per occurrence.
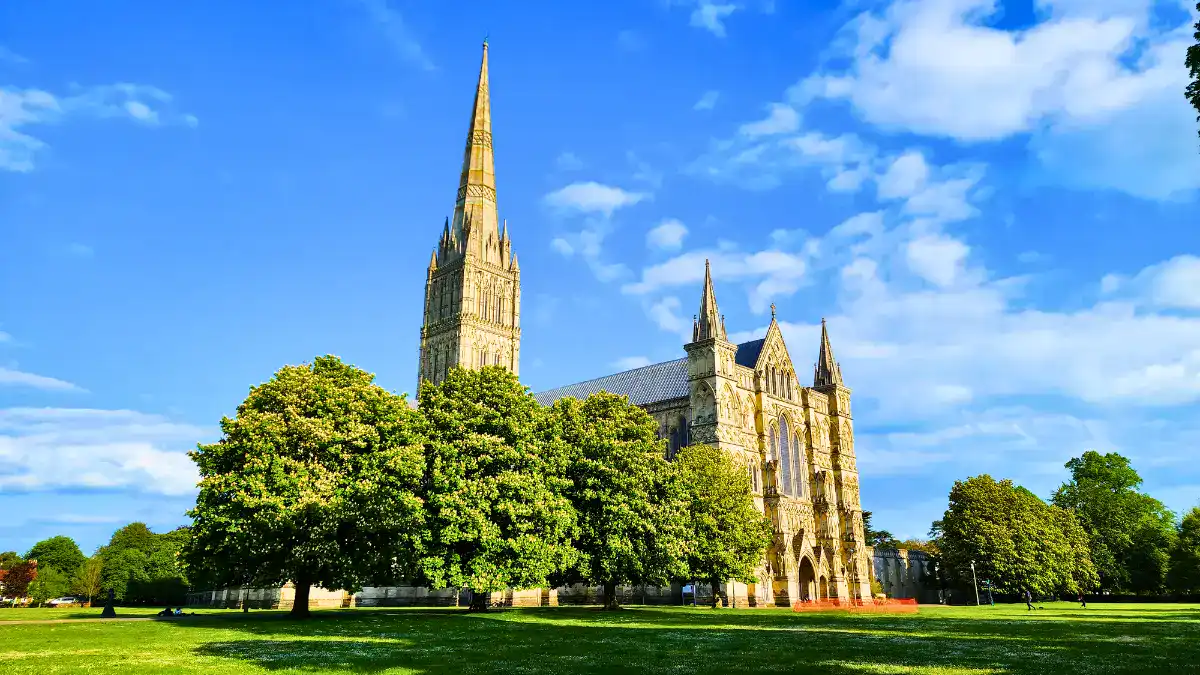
[535,357,687,395]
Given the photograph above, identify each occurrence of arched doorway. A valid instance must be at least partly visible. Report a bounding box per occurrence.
[798,557,816,601]
[819,575,829,600]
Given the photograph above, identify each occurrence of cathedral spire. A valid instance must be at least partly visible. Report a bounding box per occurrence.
[452,40,498,245]
[693,259,726,342]
[814,317,844,387]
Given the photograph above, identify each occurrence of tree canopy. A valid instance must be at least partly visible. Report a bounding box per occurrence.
[1052,451,1177,593]
[938,474,1097,596]
[673,444,773,607]
[97,523,190,605]
[1188,1,1199,142]
[417,366,577,610]
[184,355,427,618]
[25,536,86,579]
[0,551,22,570]
[28,566,70,605]
[546,392,688,608]
[1170,507,1200,594]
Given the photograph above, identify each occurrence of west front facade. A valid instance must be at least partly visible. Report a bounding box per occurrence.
[532,269,871,604]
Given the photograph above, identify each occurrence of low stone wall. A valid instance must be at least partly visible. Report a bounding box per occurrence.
[186,584,350,610]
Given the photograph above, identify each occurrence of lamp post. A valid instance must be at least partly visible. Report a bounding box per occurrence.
[970,560,980,606]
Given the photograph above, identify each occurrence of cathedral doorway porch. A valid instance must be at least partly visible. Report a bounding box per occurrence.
[818,575,829,600]
[798,556,816,601]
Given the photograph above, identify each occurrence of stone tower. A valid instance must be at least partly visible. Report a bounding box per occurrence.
[684,259,738,450]
[418,41,521,389]
[811,319,870,600]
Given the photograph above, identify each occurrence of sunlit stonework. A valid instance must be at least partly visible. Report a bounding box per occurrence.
[415,42,873,605]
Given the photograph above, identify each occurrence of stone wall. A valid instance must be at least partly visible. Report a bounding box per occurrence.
[872,548,938,603]
[186,584,351,610]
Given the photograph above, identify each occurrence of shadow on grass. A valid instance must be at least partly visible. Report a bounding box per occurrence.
[164,605,1200,675]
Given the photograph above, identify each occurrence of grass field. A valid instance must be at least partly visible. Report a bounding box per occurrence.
[1,602,1197,674]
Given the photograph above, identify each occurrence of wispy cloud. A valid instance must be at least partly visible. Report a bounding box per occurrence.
[0,407,207,495]
[353,0,435,72]
[0,46,29,65]
[0,83,197,172]
[543,182,649,217]
[694,90,720,111]
[0,367,85,392]
[611,356,653,370]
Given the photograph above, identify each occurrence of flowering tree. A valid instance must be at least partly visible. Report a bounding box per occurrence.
[417,366,577,610]
[184,356,426,618]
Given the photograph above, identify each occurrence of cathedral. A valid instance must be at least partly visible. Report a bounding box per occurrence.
[416,42,872,605]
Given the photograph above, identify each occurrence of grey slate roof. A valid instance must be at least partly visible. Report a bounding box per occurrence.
[735,338,765,368]
[532,358,689,407]
[532,339,766,407]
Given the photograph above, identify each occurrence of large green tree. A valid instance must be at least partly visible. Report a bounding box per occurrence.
[1188,1,1199,142]
[1169,507,1200,593]
[546,392,688,609]
[28,566,71,606]
[417,366,577,610]
[0,551,22,569]
[673,444,773,608]
[25,536,86,579]
[184,355,427,618]
[1052,451,1177,593]
[96,523,190,604]
[939,475,1097,596]
[73,556,105,603]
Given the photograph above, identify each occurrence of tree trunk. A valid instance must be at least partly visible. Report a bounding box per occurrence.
[468,590,488,612]
[602,580,620,610]
[710,580,721,609]
[290,575,312,619]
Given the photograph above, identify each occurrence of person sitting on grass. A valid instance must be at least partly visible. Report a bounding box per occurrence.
[157,607,174,617]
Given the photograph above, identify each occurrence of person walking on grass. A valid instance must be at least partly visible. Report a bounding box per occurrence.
[1078,591,1087,609]
[1024,589,1034,611]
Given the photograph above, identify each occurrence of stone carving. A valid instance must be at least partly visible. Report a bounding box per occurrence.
[470,129,493,149]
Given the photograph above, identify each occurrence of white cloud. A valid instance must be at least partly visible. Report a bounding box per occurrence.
[647,218,689,251]
[555,151,584,171]
[795,0,1200,198]
[905,234,970,287]
[612,356,653,370]
[690,2,738,37]
[0,407,205,495]
[353,0,434,71]
[0,83,196,172]
[877,151,929,199]
[694,90,720,110]
[1102,255,1200,309]
[647,296,691,338]
[0,367,84,392]
[543,182,649,217]
[739,103,800,138]
[623,245,809,313]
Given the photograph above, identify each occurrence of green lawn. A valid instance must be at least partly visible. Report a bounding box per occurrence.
[1,602,1197,674]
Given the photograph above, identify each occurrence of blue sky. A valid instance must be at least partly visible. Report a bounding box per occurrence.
[2,0,1199,555]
